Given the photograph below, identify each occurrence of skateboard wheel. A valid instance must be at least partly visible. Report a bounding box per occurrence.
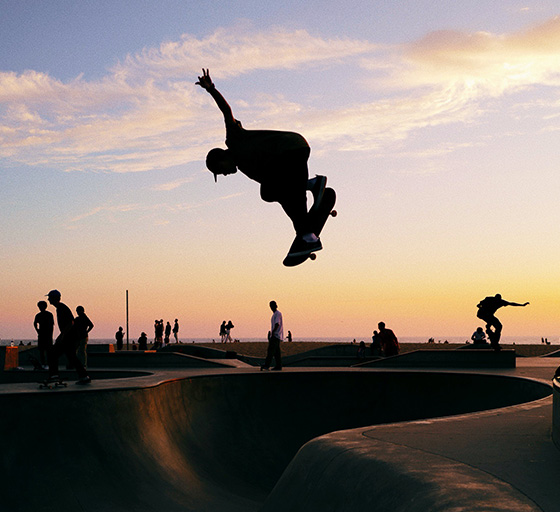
[310,253,317,260]
[330,210,337,217]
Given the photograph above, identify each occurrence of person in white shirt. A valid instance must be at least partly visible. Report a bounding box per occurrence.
[261,301,283,371]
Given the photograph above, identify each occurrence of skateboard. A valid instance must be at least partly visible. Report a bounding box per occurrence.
[283,187,337,267]
[39,377,67,390]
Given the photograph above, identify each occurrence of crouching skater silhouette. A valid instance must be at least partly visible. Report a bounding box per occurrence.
[196,68,330,260]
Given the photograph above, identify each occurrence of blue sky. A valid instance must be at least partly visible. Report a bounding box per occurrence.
[2,1,560,340]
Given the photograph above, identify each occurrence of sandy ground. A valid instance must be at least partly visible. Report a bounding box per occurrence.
[198,341,559,358]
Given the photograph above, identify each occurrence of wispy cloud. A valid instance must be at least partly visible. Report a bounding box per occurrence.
[394,16,560,94]
[113,23,378,81]
[152,176,197,191]
[69,192,244,225]
[2,19,560,176]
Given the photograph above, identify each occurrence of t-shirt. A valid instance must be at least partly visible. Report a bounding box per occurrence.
[56,303,74,334]
[378,329,399,356]
[270,310,284,341]
[74,313,93,339]
[225,119,309,182]
[34,310,54,339]
[478,296,505,315]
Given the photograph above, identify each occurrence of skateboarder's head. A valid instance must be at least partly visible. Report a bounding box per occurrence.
[206,148,237,181]
[46,289,61,306]
[269,301,278,312]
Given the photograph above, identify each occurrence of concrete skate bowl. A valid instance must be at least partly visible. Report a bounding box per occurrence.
[0,369,150,384]
[0,370,550,512]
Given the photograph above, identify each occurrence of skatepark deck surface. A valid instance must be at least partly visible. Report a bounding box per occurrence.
[0,356,559,511]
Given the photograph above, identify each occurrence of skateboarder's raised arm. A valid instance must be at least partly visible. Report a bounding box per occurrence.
[504,300,530,307]
[195,69,236,126]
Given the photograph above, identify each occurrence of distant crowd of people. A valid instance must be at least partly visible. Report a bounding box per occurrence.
[114,318,180,351]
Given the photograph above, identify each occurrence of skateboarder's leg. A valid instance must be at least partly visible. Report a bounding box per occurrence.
[272,337,282,369]
[47,336,65,377]
[308,175,327,212]
[261,173,318,242]
[263,338,275,369]
[490,318,502,344]
[484,316,502,349]
[64,342,89,380]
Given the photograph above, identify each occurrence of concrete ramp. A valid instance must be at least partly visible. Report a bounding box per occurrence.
[262,428,542,512]
[359,349,516,368]
[0,371,550,511]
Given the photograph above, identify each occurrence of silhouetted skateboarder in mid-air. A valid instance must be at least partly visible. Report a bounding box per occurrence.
[196,69,333,263]
[476,294,529,350]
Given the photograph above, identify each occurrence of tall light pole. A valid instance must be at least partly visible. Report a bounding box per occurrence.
[126,290,129,350]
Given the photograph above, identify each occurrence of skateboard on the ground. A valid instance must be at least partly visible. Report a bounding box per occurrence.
[39,377,67,390]
[283,187,337,267]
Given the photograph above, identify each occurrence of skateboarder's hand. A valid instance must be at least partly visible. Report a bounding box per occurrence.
[196,68,214,90]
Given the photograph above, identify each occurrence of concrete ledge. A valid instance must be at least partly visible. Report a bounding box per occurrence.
[86,351,233,368]
[262,430,541,512]
[158,344,238,359]
[358,349,516,368]
[285,356,379,367]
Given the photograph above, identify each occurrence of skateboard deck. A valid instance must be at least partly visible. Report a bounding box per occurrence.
[39,378,67,390]
[283,187,337,267]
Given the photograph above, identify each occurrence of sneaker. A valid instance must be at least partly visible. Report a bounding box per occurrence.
[260,366,270,371]
[309,175,327,214]
[75,376,92,385]
[288,238,322,258]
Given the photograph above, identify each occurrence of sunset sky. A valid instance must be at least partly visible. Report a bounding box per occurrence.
[2,1,560,342]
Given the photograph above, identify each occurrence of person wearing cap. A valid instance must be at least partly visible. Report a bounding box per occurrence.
[46,290,91,385]
[196,68,329,259]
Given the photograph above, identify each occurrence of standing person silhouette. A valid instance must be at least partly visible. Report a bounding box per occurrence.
[164,321,172,346]
[74,305,94,368]
[115,326,124,351]
[261,301,283,371]
[33,300,54,367]
[173,319,179,343]
[476,294,529,350]
[196,68,329,260]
